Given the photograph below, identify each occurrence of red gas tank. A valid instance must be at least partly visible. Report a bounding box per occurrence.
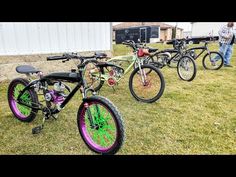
[137,48,149,57]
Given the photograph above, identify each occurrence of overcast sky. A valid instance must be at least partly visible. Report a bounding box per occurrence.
[112,22,192,31]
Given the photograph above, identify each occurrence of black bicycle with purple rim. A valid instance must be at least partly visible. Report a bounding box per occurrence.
[7,52,125,155]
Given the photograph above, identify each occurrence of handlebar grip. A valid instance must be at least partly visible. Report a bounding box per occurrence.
[47,56,68,61]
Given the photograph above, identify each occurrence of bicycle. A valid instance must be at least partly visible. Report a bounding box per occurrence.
[7,52,125,155]
[86,40,165,103]
[185,39,224,70]
[141,40,197,82]
[162,37,224,70]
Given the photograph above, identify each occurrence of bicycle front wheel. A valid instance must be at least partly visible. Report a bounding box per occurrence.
[177,55,197,81]
[129,64,165,103]
[77,96,125,155]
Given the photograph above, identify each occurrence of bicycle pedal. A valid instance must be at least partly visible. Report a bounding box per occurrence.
[32,126,43,134]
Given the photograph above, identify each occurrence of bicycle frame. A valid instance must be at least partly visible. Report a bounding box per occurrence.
[154,49,179,61]
[156,41,212,64]
[94,53,144,83]
[16,67,93,113]
[185,42,211,60]
[108,55,136,74]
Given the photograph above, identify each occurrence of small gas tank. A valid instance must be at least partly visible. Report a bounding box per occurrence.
[42,72,80,82]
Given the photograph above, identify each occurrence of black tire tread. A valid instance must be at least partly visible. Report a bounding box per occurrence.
[129,64,165,103]
[202,51,224,70]
[77,95,125,155]
[177,55,197,82]
[85,60,105,92]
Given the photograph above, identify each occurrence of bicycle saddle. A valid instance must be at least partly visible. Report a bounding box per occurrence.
[95,52,107,59]
[79,52,107,60]
[16,65,40,74]
[148,48,158,53]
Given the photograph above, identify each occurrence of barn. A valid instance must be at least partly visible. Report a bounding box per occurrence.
[0,22,112,56]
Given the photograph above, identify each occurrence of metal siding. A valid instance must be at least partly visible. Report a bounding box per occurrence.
[0,22,111,55]
[92,23,99,51]
[47,23,60,53]
[27,23,41,54]
[57,23,67,52]
[3,23,17,54]
[103,23,108,49]
[73,24,82,51]
[100,23,106,51]
[106,23,111,49]
[81,23,87,50]
[37,23,50,53]
[97,23,103,50]
[87,23,93,51]
[67,23,77,51]
[0,23,6,54]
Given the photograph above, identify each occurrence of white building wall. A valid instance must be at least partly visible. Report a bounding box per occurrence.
[0,22,112,55]
[191,22,227,37]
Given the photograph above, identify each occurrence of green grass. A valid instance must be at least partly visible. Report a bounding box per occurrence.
[0,43,236,154]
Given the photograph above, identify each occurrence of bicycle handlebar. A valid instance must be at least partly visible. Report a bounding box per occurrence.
[47,52,79,61]
[46,56,68,61]
[122,40,148,51]
[47,51,108,63]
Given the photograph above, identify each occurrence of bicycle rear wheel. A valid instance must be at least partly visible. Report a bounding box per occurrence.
[8,78,38,122]
[202,51,224,70]
[84,61,105,92]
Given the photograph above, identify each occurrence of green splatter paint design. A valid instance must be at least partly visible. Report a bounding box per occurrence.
[85,104,116,147]
[13,84,32,116]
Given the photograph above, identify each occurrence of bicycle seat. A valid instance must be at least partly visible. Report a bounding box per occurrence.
[95,52,107,59]
[79,52,107,60]
[148,48,158,53]
[16,65,40,74]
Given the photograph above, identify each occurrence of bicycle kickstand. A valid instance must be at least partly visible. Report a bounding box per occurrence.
[32,116,46,134]
[32,109,49,134]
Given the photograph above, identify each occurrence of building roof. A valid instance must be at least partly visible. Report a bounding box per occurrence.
[113,22,183,30]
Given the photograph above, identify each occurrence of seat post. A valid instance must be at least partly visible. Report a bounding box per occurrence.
[25,73,32,81]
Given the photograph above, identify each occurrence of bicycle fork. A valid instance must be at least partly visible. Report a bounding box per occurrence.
[137,61,147,85]
[80,84,100,129]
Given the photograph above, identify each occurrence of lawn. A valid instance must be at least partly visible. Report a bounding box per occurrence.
[0,43,236,154]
